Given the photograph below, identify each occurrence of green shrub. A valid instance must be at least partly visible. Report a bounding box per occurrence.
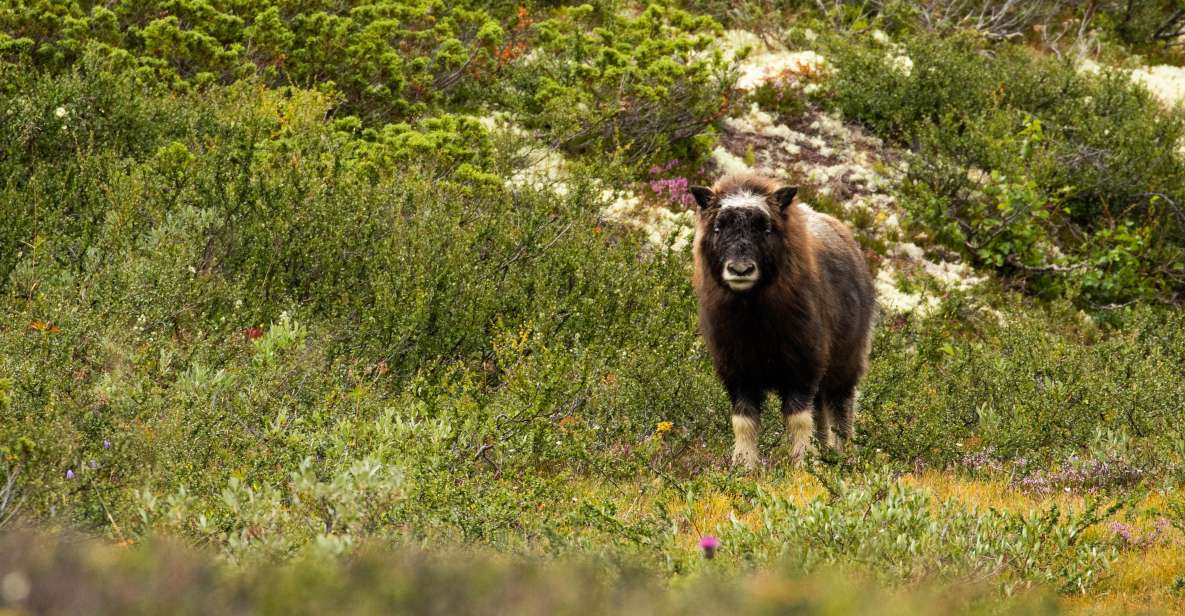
[0,0,508,123]
[726,469,1120,593]
[508,3,737,161]
[0,68,725,541]
[860,299,1185,470]
[0,2,738,165]
[825,32,1185,305]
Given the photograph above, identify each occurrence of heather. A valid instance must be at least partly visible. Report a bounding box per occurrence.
[4,1,1185,614]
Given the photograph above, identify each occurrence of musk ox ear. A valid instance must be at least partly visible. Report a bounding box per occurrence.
[773,186,798,211]
[689,186,715,211]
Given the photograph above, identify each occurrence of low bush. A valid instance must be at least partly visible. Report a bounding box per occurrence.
[0,0,508,123]
[2,69,1182,571]
[0,2,739,165]
[824,32,1185,305]
[505,3,736,162]
[860,300,1185,471]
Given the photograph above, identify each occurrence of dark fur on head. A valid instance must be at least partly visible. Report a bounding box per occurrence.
[691,172,875,467]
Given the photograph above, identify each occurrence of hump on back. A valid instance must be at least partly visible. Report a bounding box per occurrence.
[689,172,876,468]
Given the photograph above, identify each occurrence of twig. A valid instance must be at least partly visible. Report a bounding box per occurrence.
[0,466,23,529]
[91,481,128,544]
[474,443,502,479]
[645,458,688,497]
[1004,255,1088,273]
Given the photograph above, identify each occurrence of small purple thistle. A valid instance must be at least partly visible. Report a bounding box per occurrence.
[699,535,721,559]
[65,469,75,480]
[103,439,112,449]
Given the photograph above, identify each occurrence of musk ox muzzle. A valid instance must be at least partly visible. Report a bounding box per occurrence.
[722,258,759,291]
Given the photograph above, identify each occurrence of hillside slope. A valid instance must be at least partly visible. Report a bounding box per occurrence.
[2,2,1185,614]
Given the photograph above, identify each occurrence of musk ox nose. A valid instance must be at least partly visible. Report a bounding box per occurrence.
[726,260,756,277]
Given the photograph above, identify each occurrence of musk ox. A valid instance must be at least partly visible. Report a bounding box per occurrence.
[690,173,875,468]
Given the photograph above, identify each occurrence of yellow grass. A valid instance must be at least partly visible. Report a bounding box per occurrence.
[576,468,1185,613]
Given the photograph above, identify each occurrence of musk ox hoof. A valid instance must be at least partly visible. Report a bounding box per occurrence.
[731,446,761,469]
[834,436,857,457]
[787,440,817,467]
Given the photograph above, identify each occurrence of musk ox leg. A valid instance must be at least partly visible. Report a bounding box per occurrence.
[812,396,835,449]
[831,390,857,454]
[730,396,762,469]
[781,393,816,466]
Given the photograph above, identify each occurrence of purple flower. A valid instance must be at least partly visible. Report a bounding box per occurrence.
[1108,521,1134,544]
[699,535,721,559]
[103,439,112,449]
[65,469,75,480]
[1014,455,1143,495]
[88,460,98,469]
[960,447,1001,472]
[647,176,695,207]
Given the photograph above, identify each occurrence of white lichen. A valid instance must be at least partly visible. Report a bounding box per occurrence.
[735,51,829,91]
[1079,58,1185,108]
[888,54,913,77]
[875,268,939,316]
[723,103,777,133]
[508,146,570,196]
[921,258,985,291]
[893,242,925,262]
[711,146,752,176]
[1131,64,1185,108]
[601,190,695,252]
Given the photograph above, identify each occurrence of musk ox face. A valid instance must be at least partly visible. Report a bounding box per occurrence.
[691,185,798,293]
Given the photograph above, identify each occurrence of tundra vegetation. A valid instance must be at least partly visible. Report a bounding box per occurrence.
[2,0,1185,613]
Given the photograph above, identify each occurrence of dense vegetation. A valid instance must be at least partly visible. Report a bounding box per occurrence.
[3,0,1185,613]
[826,32,1185,305]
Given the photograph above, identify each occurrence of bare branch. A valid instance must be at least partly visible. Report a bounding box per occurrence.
[0,465,22,529]
[914,0,1070,41]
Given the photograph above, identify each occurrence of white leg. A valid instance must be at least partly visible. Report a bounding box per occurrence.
[785,411,816,466]
[731,414,760,468]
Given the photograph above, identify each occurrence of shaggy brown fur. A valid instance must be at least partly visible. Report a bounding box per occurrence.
[690,173,875,467]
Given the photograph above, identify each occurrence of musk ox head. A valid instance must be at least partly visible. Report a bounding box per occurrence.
[690,181,797,293]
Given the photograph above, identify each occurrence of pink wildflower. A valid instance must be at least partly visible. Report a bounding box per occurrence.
[699,535,720,559]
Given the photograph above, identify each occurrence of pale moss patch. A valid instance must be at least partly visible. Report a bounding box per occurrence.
[1131,64,1185,108]
[601,190,695,252]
